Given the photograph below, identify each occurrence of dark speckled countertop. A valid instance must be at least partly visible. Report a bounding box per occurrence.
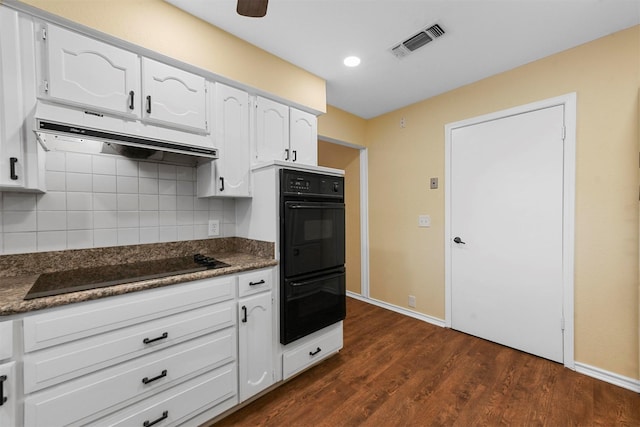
[0,237,277,316]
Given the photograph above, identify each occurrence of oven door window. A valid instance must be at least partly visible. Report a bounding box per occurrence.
[283,201,345,277]
[281,268,346,344]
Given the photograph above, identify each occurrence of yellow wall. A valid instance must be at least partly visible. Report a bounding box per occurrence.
[16,0,326,112]
[318,105,367,147]
[366,26,640,379]
[318,141,362,294]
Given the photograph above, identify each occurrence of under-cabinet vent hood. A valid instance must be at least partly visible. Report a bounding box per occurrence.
[36,120,218,159]
[390,23,446,59]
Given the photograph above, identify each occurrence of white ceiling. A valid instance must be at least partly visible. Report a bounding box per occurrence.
[166,0,640,119]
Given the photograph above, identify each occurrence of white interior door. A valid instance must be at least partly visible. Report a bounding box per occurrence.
[450,105,564,363]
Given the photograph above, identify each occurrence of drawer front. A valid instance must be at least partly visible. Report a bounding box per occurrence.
[238,268,273,297]
[24,330,235,427]
[24,302,235,393]
[0,321,13,361]
[283,323,342,380]
[96,363,237,427]
[23,275,236,352]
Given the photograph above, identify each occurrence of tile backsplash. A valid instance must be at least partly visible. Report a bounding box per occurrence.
[0,150,235,255]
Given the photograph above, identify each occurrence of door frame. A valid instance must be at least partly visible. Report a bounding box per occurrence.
[444,93,576,369]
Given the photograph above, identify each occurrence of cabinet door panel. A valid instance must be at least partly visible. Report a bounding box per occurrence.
[45,24,140,117]
[238,291,273,401]
[290,108,318,166]
[0,362,16,427]
[142,58,208,132]
[255,96,289,163]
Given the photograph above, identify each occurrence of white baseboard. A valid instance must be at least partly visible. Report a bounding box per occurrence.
[346,291,446,328]
[575,362,640,393]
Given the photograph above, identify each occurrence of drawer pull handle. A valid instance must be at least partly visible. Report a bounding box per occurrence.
[0,375,7,406]
[249,279,265,286]
[143,410,168,427]
[143,332,168,344]
[146,95,152,114]
[128,90,135,110]
[142,369,167,385]
[309,347,322,356]
[9,157,18,180]
[241,305,248,323]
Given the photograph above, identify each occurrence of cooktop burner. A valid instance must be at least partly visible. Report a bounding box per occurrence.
[24,254,230,300]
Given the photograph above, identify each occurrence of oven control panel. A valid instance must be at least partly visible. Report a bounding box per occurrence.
[281,169,344,198]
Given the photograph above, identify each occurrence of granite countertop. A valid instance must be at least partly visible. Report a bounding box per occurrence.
[0,237,277,316]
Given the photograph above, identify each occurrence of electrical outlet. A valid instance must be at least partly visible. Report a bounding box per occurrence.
[418,215,431,227]
[430,177,438,189]
[208,220,220,237]
[408,295,416,308]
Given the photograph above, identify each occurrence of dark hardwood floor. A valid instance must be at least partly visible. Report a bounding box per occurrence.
[213,297,640,426]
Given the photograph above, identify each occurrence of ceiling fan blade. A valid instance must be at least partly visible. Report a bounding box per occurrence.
[237,0,268,18]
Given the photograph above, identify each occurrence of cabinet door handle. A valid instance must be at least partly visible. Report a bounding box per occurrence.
[143,332,168,344]
[292,150,297,162]
[129,91,135,110]
[219,177,225,192]
[146,95,152,114]
[0,375,7,406]
[142,369,167,385]
[241,305,248,323]
[285,149,290,161]
[309,347,322,356]
[9,157,18,180]
[249,279,265,286]
[143,410,168,427]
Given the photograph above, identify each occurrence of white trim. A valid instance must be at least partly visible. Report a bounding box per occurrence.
[347,292,445,327]
[444,93,577,370]
[575,362,640,393]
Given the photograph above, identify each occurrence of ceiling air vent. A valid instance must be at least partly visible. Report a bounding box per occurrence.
[390,23,446,59]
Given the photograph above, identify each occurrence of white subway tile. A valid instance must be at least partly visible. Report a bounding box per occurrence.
[176,166,194,181]
[139,195,159,211]
[92,156,116,175]
[159,226,177,242]
[116,158,139,177]
[93,193,117,211]
[4,211,36,232]
[117,194,139,211]
[194,197,209,211]
[177,180,194,196]
[3,193,36,211]
[67,211,93,230]
[158,179,177,195]
[117,211,139,228]
[67,229,93,249]
[177,210,194,226]
[37,211,67,231]
[159,195,176,211]
[139,227,159,244]
[46,151,66,172]
[139,178,159,194]
[37,231,67,252]
[193,224,208,239]
[67,192,92,211]
[139,162,158,178]
[222,223,236,237]
[4,232,37,254]
[117,176,139,194]
[140,211,159,227]
[159,211,176,226]
[45,171,66,191]
[66,172,93,192]
[209,198,224,211]
[93,174,117,193]
[194,210,208,225]
[37,192,66,211]
[66,152,92,173]
[118,228,139,245]
[94,229,117,247]
[94,211,118,229]
[223,203,236,223]
[177,196,194,210]
[177,225,194,240]
[158,164,177,180]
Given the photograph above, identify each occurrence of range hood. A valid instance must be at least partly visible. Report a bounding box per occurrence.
[36,119,218,159]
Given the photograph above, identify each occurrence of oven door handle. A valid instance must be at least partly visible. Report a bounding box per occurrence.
[290,272,345,287]
[287,203,345,210]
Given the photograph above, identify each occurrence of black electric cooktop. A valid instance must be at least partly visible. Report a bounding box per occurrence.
[24,254,230,300]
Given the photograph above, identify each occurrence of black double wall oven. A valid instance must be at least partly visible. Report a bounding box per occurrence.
[280,169,346,345]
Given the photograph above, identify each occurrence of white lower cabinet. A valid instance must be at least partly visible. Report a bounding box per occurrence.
[0,362,17,427]
[282,322,343,380]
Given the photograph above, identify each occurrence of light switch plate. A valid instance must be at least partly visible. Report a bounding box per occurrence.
[418,215,431,227]
[208,219,220,236]
[430,177,438,189]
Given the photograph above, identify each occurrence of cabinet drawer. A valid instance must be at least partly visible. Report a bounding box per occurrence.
[0,321,12,361]
[282,323,342,380]
[24,330,235,427]
[238,268,273,297]
[96,363,237,427]
[23,276,235,352]
[24,302,235,393]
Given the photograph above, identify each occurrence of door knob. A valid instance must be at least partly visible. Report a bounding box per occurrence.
[453,237,466,244]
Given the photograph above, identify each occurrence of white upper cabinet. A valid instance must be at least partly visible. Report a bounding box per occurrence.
[44,24,141,118]
[254,96,317,166]
[289,108,318,166]
[255,96,290,163]
[197,83,250,198]
[141,58,208,133]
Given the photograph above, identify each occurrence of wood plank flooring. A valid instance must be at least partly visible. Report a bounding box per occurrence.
[212,297,640,426]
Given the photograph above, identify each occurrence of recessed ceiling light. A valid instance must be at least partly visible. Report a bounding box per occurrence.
[343,56,361,67]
